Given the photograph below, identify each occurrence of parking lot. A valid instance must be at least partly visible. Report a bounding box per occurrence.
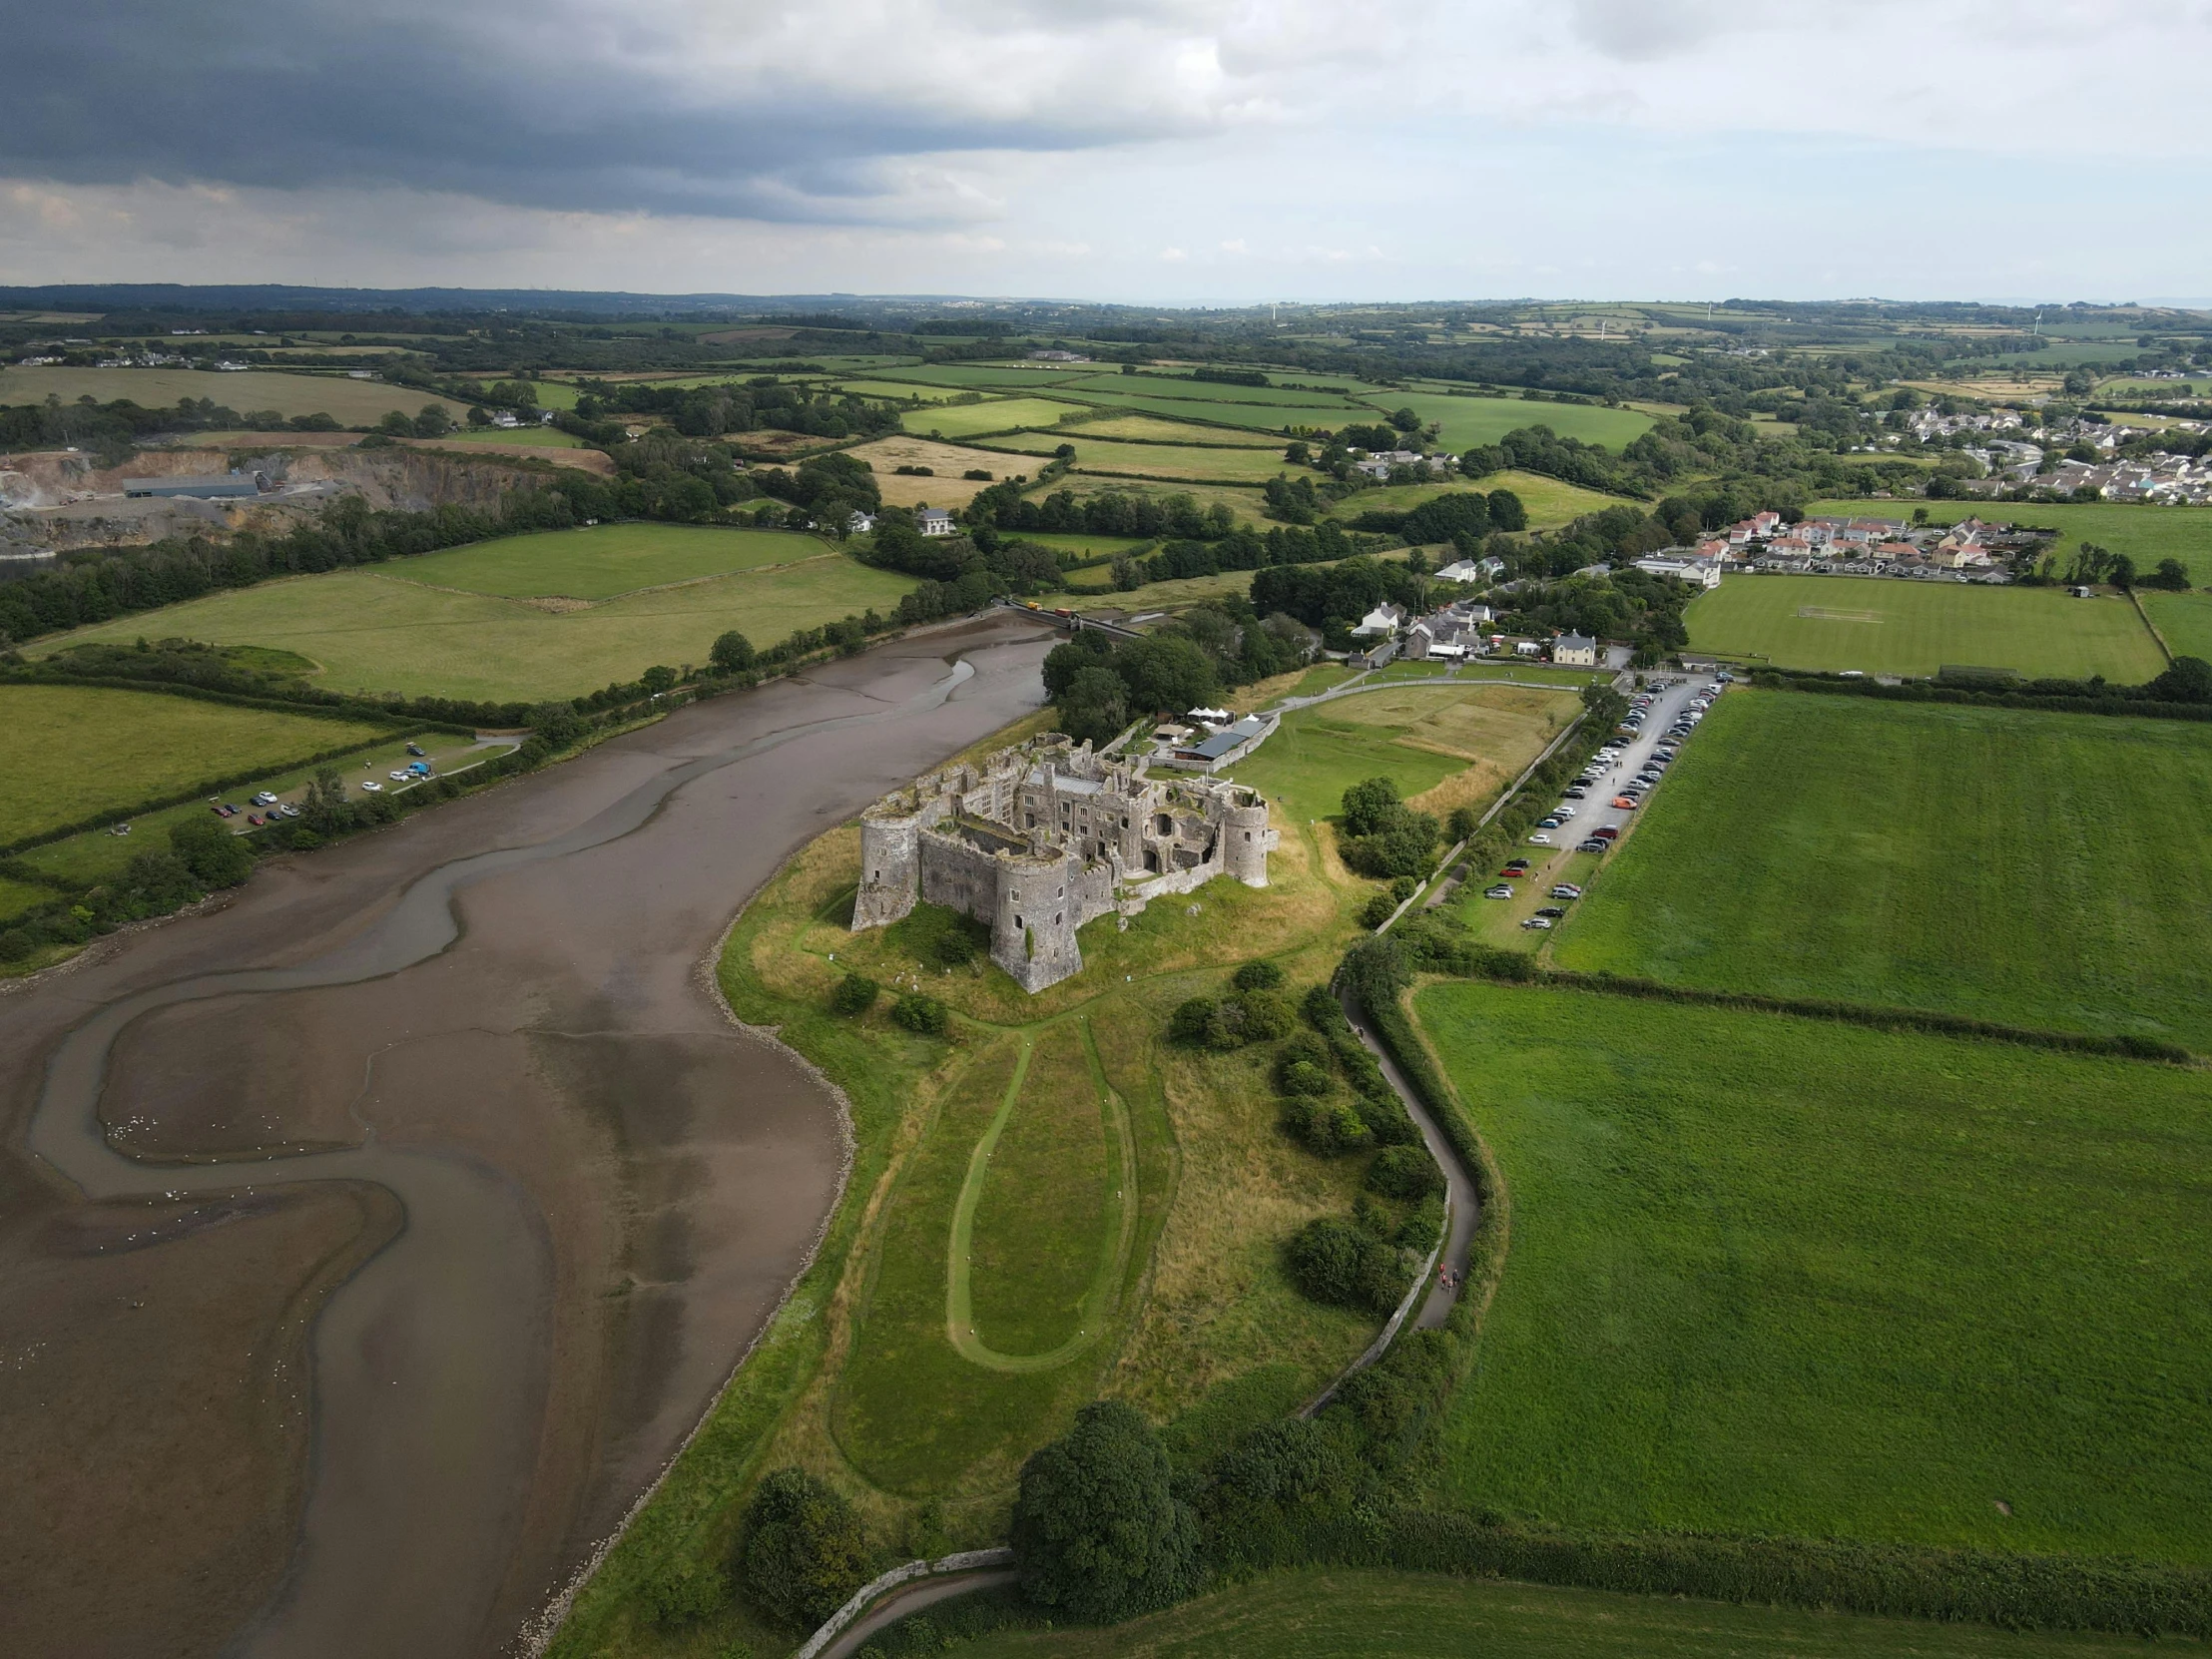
[1461,673,1724,943]
[197,733,520,833]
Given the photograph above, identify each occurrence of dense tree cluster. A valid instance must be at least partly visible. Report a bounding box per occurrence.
[1039,602,1313,739]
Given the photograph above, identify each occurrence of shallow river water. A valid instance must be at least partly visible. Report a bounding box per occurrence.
[4,616,1051,1657]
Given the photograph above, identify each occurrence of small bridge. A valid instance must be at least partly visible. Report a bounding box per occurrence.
[994,599,1148,642]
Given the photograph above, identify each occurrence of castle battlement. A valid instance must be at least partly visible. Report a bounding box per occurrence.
[851,734,1278,992]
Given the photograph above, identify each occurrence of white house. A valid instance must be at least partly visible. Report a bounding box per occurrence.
[1551,633,1599,667]
[1351,602,1405,639]
[916,508,957,536]
[1633,554,1723,589]
[847,510,877,535]
[1434,556,1503,584]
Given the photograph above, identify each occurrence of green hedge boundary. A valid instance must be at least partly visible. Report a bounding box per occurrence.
[1754,667,2212,724]
[1226,1509,2212,1637]
[1397,947,2196,1067]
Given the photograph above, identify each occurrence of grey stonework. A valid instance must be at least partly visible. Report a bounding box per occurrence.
[852,734,1280,992]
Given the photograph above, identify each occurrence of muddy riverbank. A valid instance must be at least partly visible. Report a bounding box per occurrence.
[0,614,1053,1658]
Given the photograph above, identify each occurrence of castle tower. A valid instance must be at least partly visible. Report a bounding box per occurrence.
[991,850,1086,993]
[1221,791,1276,888]
[851,811,923,929]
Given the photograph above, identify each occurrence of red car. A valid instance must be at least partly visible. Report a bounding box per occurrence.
[1593,827,1621,841]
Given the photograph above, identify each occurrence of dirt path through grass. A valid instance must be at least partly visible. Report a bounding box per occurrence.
[945,1017,1140,1374]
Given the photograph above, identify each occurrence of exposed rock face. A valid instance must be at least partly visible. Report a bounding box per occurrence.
[0,444,578,551]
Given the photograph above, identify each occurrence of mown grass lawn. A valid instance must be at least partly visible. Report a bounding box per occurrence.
[1225,684,1579,825]
[1417,980,2212,1562]
[1684,573,2164,679]
[0,683,395,845]
[1552,690,2212,1050]
[1811,497,2212,585]
[2141,587,2212,661]
[396,523,819,600]
[945,1567,2165,1658]
[35,554,917,704]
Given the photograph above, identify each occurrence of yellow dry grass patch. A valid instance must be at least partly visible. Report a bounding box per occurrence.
[843,435,1039,507]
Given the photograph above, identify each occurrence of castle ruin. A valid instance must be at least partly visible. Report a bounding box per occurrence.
[851,735,1279,992]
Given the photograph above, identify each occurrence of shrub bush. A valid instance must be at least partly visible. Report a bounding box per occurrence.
[738,1467,872,1630]
[830,972,879,1015]
[1233,988,1296,1042]
[1280,1059,1332,1097]
[1283,1097,1372,1157]
[889,992,949,1034]
[1367,1144,1444,1202]
[169,817,256,888]
[1359,891,1396,929]
[1012,1400,1202,1623]
[1284,1216,1406,1315]
[1233,958,1285,992]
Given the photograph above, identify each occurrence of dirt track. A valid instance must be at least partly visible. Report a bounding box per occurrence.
[0,613,1053,1658]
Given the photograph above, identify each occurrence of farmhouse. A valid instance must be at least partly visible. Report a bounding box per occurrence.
[852,736,1278,992]
[1551,632,1599,667]
[1351,602,1405,639]
[915,507,957,536]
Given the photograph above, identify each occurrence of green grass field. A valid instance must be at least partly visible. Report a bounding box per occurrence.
[1050,438,1304,484]
[1013,531,1155,559]
[0,684,396,846]
[1022,390,1325,433]
[0,364,470,424]
[395,523,821,600]
[1054,413,1286,447]
[1225,684,1579,825]
[1419,980,2212,1562]
[1068,374,1365,409]
[903,397,1089,438]
[36,553,916,704]
[1810,498,2212,586]
[2142,588,2212,660]
[944,1568,2163,1659]
[1552,690,2212,1050]
[1352,392,1654,451]
[1328,470,1630,531]
[1684,575,2165,679]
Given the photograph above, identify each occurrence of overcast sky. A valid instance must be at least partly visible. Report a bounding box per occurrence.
[2,0,2206,303]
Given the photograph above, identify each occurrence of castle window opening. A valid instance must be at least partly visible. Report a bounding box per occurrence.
[1155,814,1173,835]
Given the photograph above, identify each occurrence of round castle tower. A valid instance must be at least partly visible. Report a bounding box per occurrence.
[1221,790,1274,887]
[851,807,923,929]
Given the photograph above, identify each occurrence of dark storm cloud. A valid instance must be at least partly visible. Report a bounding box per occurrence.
[0,0,1138,222]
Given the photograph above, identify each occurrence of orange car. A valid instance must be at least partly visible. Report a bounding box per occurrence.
[1611,796,1639,810]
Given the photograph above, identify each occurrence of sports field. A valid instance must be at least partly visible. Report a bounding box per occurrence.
[902,396,1087,438]
[1225,684,1580,826]
[1552,690,2212,1049]
[397,524,818,600]
[0,684,396,846]
[0,364,470,425]
[1352,391,1654,451]
[946,1568,2159,1659]
[1419,980,2212,1561]
[37,554,916,704]
[1810,498,2212,586]
[1684,574,2165,679]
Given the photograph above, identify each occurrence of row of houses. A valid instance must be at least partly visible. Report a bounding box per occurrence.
[1351,598,1597,668]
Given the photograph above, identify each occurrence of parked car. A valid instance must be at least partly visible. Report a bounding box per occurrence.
[1551,883,1582,898]
[1563,788,1588,801]
[1535,905,1566,918]
[1593,827,1621,840]
[279,804,301,819]
[389,771,410,782]
[252,791,278,807]
[1484,883,1514,899]
[1615,796,1640,810]
[1503,858,1531,871]
[1520,916,1553,930]
[247,814,264,827]
[1576,838,1609,853]
[361,781,383,793]
[405,743,426,757]
[1537,816,1561,829]
[1554,805,1577,818]
[1528,831,1553,844]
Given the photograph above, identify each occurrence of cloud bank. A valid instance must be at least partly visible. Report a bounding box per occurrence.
[0,0,2204,298]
